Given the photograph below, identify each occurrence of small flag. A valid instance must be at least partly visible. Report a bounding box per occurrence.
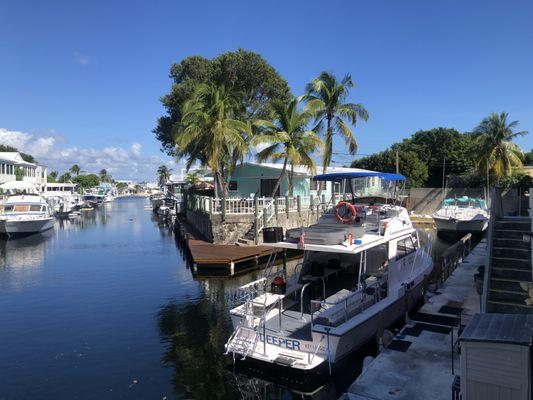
[297,226,305,249]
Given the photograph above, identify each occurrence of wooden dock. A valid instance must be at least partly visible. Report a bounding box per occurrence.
[174,217,296,277]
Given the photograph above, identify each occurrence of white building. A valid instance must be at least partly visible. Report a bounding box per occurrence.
[0,152,48,187]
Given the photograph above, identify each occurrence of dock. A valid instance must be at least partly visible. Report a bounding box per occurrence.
[341,239,486,400]
[174,217,297,277]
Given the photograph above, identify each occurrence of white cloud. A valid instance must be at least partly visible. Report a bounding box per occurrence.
[73,51,91,65]
[0,128,170,182]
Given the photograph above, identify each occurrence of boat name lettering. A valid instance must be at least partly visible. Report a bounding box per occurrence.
[259,334,301,351]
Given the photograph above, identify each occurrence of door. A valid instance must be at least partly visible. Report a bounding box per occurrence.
[260,179,280,197]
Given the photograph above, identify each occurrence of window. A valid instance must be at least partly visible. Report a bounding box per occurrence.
[310,179,326,191]
[229,181,238,191]
[260,179,280,197]
[13,205,30,212]
[29,205,41,212]
[4,205,13,212]
[396,237,416,260]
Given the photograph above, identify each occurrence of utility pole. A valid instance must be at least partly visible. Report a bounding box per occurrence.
[395,150,399,174]
[441,157,446,205]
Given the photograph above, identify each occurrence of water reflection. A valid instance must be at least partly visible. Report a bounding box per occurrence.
[0,230,54,269]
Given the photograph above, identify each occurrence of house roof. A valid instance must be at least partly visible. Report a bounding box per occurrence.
[460,313,533,346]
[241,162,376,177]
[0,152,37,167]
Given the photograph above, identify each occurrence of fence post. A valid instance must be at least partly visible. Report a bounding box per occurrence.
[263,206,268,230]
[332,193,336,206]
[297,195,301,218]
[208,197,212,216]
[274,196,279,224]
[310,194,314,215]
[254,196,259,245]
[221,194,226,221]
[285,195,290,218]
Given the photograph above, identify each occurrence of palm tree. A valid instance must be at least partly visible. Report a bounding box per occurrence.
[157,165,172,187]
[178,83,249,196]
[185,172,200,187]
[253,97,322,197]
[473,112,528,182]
[70,164,81,176]
[99,169,109,183]
[305,72,369,194]
[58,172,72,183]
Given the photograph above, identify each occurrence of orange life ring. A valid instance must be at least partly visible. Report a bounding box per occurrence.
[335,201,357,224]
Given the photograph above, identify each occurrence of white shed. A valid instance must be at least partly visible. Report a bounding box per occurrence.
[460,313,532,400]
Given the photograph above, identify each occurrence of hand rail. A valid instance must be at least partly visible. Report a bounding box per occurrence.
[300,283,312,318]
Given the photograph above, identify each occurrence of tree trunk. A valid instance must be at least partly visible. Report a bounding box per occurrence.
[318,115,333,199]
[289,163,294,197]
[271,157,288,198]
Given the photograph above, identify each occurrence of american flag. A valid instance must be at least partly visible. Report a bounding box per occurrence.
[297,226,305,249]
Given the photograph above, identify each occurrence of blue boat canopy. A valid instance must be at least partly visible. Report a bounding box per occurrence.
[313,171,406,182]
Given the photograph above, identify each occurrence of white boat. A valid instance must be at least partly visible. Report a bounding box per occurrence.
[432,197,489,233]
[0,194,55,235]
[224,171,433,374]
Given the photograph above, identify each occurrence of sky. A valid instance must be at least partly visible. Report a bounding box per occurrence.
[1,0,532,182]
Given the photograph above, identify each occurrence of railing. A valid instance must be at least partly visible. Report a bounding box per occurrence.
[481,188,501,313]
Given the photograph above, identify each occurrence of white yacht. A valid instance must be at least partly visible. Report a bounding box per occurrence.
[0,194,55,235]
[225,171,433,374]
[432,196,489,233]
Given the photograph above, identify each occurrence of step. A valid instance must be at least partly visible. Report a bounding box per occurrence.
[493,238,531,249]
[488,289,530,303]
[487,300,533,314]
[491,267,532,281]
[491,257,531,270]
[494,230,529,240]
[490,278,528,292]
[492,247,532,260]
[495,219,531,231]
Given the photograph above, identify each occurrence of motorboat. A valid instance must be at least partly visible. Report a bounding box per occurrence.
[432,197,489,233]
[0,194,55,235]
[224,170,433,374]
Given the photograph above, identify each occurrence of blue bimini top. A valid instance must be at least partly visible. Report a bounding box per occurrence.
[313,171,406,182]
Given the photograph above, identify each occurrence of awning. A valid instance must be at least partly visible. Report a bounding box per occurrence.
[0,180,39,191]
[313,172,406,182]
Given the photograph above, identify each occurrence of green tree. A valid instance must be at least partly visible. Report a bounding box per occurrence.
[352,149,428,187]
[157,165,172,187]
[0,144,35,163]
[47,170,58,183]
[70,164,81,176]
[185,172,200,187]
[473,112,527,181]
[254,97,322,196]
[524,150,533,165]
[178,83,249,196]
[73,174,100,189]
[154,49,291,156]
[58,172,72,183]
[305,72,369,193]
[99,169,110,183]
[393,128,477,187]
[116,182,128,193]
[14,166,24,181]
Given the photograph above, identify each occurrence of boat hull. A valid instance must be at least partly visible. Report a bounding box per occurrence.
[2,218,55,235]
[433,216,488,233]
[233,278,427,373]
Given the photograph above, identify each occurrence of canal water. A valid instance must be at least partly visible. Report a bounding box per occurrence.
[0,197,464,400]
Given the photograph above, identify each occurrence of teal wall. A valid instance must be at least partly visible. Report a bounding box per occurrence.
[228,163,333,198]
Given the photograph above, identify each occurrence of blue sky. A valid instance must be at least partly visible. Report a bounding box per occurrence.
[1,0,532,181]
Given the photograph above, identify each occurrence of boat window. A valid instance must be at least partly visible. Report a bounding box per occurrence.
[29,205,41,212]
[0,205,3,212]
[41,206,46,212]
[4,205,13,212]
[13,205,30,212]
[396,237,416,260]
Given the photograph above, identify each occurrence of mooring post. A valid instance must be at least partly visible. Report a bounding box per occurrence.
[221,194,226,221]
[310,194,314,215]
[297,195,301,218]
[285,195,290,218]
[263,206,268,230]
[254,196,259,245]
